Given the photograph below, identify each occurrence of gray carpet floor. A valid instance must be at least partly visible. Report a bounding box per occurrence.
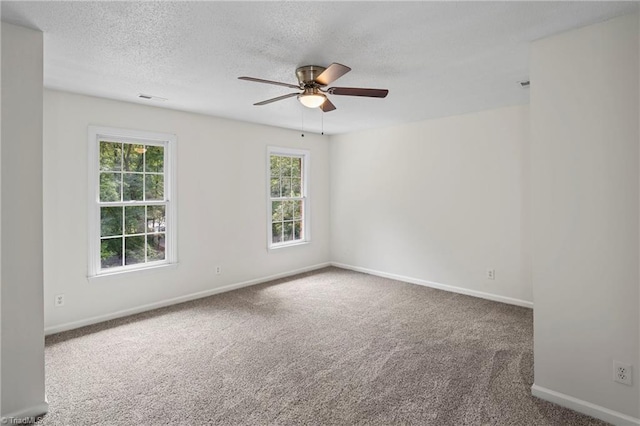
[37,267,606,425]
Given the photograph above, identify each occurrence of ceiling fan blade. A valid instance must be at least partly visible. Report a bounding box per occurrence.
[328,87,389,98]
[320,98,336,112]
[315,63,351,86]
[254,92,300,106]
[239,76,301,90]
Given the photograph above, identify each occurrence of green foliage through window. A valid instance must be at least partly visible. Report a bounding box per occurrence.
[270,154,304,245]
[98,140,166,269]
[99,205,166,269]
[99,141,164,203]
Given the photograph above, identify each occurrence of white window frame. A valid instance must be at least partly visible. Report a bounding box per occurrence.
[88,126,177,277]
[267,146,310,249]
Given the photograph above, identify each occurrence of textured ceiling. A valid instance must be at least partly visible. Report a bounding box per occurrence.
[2,1,637,135]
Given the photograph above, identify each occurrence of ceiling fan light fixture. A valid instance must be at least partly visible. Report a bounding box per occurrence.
[298,92,326,108]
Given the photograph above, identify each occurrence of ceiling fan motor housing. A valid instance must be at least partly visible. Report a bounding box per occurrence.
[296,65,326,87]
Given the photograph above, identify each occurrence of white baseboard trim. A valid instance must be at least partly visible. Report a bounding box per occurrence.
[531,384,640,425]
[45,262,331,335]
[1,400,49,423]
[331,262,533,309]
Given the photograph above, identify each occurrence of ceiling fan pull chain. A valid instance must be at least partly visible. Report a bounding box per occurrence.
[321,111,324,135]
[301,107,305,138]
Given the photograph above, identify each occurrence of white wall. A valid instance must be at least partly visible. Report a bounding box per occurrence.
[1,23,47,419]
[1,19,3,420]
[43,90,330,332]
[330,105,531,305]
[530,13,639,421]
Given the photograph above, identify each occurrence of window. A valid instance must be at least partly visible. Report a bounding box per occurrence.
[88,126,177,276]
[267,147,310,248]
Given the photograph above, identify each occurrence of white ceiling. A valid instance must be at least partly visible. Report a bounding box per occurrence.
[2,2,637,135]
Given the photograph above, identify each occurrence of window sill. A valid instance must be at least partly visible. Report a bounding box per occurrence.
[88,262,178,283]
[268,241,310,251]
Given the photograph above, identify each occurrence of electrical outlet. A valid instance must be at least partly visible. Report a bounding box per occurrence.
[613,361,632,386]
[486,268,495,280]
[215,266,221,275]
[54,294,65,307]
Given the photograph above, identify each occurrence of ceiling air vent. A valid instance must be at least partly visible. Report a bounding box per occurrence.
[137,93,167,101]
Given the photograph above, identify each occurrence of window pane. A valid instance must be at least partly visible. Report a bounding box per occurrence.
[123,173,143,201]
[147,205,166,233]
[291,178,301,197]
[101,237,123,269]
[283,221,294,242]
[269,155,280,178]
[272,222,282,244]
[123,144,144,172]
[272,201,283,221]
[283,201,294,221]
[147,233,165,261]
[100,173,121,202]
[293,200,302,220]
[125,236,145,265]
[124,206,145,235]
[270,178,280,198]
[294,221,302,240]
[145,145,164,173]
[100,142,122,171]
[101,207,122,237]
[281,178,291,197]
[282,157,292,177]
[291,157,301,178]
[145,174,164,201]
[270,155,281,179]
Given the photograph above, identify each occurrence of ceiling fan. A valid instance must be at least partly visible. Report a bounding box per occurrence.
[238,63,388,112]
